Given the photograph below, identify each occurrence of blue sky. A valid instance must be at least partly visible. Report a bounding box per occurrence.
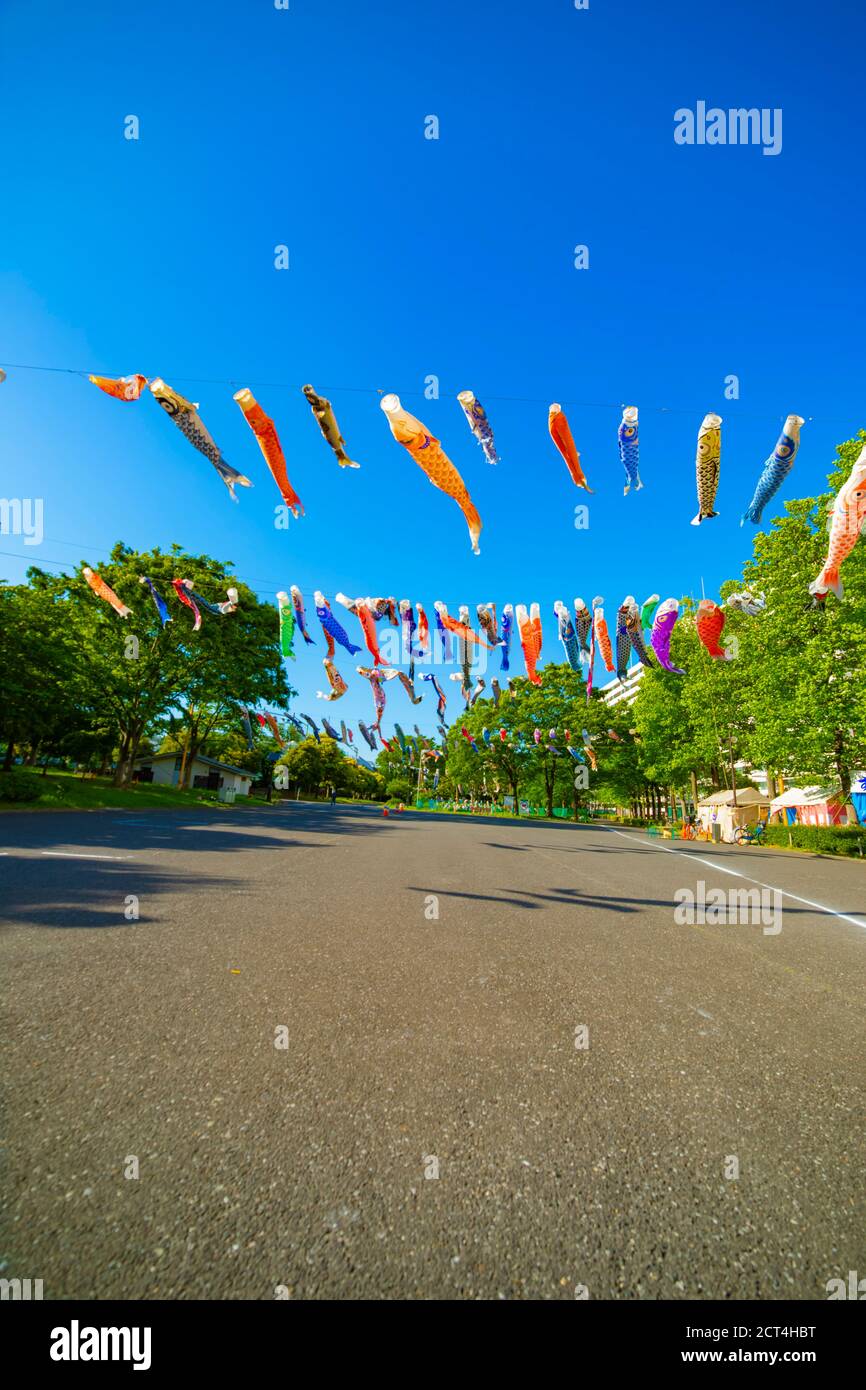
[1,0,864,741]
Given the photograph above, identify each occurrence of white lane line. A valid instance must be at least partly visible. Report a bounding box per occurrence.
[39,851,132,862]
[611,830,866,931]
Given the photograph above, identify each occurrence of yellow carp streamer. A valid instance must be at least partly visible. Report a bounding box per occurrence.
[381,394,482,554]
[302,384,360,469]
[83,566,132,618]
[149,378,252,501]
[692,412,722,525]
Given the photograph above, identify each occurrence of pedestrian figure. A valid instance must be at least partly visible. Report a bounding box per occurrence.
[329,784,337,808]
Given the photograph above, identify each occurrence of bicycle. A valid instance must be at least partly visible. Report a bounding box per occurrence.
[733,820,766,846]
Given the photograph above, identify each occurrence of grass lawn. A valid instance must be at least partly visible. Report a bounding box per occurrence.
[0,770,273,813]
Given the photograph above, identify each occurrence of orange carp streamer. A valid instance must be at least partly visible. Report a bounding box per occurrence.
[592,597,614,672]
[549,404,593,491]
[380,394,482,554]
[696,600,732,660]
[809,447,866,601]
[83,566,132,618]
[88,373,148,401]
[516,603,543,685]
[233,389,303,518]
[433,602,498,651]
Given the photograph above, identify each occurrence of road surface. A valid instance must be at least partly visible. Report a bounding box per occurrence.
[1,803,864,1300]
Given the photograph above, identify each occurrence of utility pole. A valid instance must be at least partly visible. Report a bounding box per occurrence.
[729,732,738,808]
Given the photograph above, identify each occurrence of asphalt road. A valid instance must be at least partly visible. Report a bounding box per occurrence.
[1,803,864,1301]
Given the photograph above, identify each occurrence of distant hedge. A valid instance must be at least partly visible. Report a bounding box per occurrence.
[762,823,866,857]
[0,768,43,802]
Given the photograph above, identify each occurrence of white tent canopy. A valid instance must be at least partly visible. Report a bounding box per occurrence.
[697,787,770,808]
[770,786,839,816]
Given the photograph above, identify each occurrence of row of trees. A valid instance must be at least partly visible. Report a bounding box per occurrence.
[0,543,295,786]
[402,434,866,817]
[2,435,863,811]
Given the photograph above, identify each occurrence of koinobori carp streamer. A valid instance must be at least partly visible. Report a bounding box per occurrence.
[549,404,593,491]
[809,447,866,601]
[741,415,804,527]
[234,389,303,518]
[302,384,360,469]
[381,394,483,554]
[692,412,722,525]
[618,406,642,495]
[276,591,296,660]
[516,603,543,685]
[457,390,499,464]
[139,575,171,626]
[83,567,132,618]
[149,378,252,501]
[89,373,148,401]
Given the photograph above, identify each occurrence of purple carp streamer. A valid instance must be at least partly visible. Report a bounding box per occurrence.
[149,378,252,501]
[291,586,315,645]
[139,575,171,626]
[457,390,499,465]
[650,598,685,674]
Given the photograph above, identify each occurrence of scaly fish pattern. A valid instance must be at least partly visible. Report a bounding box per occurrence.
[809,448,866,601]
[276,591,296,660]
[516,603,543,685]
[741,415,804,527]
[83,566,132,618]
[149,378,252,501]
[457,390,499,464]
[381,394,483,553]
[554,600,582,671]
[235,389,303,517]
[317,658,348,701]
[314,591,362,657]
[691,412,722,525]
[302,384,360,468]
[618,406,642,494]
[592,597,614,672]
[291,586,315,645]
[696,599,731,659]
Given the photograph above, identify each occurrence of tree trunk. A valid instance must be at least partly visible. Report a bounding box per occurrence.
[834,730,852,799]
[3,740,15,771]
[113,734,131,787]
[510,778,519,816]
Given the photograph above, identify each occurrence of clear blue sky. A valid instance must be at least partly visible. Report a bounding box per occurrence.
[1,0,863,741]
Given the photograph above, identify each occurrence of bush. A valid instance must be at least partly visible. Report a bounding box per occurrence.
[385,779,414,804]
[762,822,866,857]
[0,768,43,802]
